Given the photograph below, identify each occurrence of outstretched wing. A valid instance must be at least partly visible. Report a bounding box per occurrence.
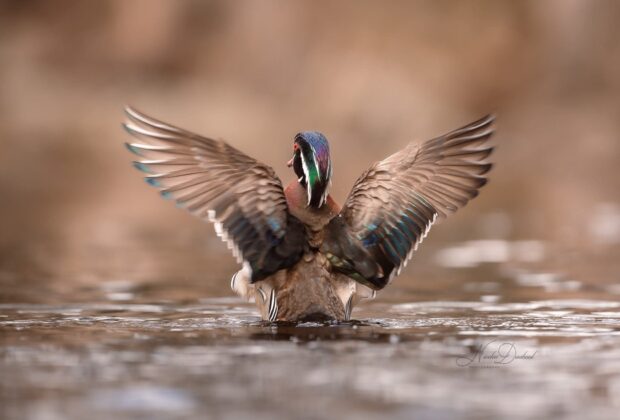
[322,115,495,290]
[123,106,306,281]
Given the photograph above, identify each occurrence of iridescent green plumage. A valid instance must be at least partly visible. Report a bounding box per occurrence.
[291,131,332,208]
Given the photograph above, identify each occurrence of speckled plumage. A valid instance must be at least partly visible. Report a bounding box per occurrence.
[124,107,494,322]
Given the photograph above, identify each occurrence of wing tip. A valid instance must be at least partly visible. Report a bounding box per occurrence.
[462,113,496,134]
[480,162,493,175]
[482,113,496,123]
[124,105,163,129]
[132,161,152,174]
[124,105,142,120]
[145,177,161,188]
[121,122,136,136]
[124,142,144,156]
[474,114,496,128]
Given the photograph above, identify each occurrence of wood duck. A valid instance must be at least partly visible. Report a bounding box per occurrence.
[124,107,494,322]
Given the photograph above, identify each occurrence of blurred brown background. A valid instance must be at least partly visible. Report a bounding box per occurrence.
[1,0,619,302]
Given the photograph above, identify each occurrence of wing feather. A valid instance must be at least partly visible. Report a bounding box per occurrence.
[322,115,495,289]
[123,106,306,281]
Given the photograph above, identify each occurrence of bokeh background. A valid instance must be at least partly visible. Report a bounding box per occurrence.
[1,0,619,302]
[3,2,620,420]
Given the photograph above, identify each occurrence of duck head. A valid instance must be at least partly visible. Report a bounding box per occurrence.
[287,131,332,208]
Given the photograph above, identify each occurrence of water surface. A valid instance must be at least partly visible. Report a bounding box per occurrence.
[2,238,620,420]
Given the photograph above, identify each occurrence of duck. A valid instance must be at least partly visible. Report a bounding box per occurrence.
[124,107,494,322]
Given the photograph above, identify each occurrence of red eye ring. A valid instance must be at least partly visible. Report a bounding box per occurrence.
[293,143,299,151]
